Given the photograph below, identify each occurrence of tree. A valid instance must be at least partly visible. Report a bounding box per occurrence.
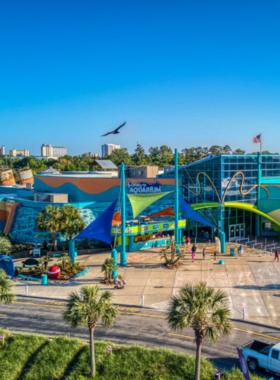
[101,257,116,283]
[0,236,12,255]
[41,255,50,271]
[0,269,15,304]
[109,148,133,166]
[63,285,118,377]
[160,240,185,268]
[233,148,246,155]
[148,146,161,165]
[133,143,145,164]
[60,205,86,240]
[36,205,63,251]
[168,282,232,380]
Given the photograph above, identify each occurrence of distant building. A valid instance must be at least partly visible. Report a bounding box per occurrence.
[118,165,159,178]
[84,152,100,158]
[41,144,67,158]
[101,143,120,157]
[9,148,29,157]
[0,145,5,156]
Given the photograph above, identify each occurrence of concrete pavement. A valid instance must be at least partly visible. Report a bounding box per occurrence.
[12,243,280,327]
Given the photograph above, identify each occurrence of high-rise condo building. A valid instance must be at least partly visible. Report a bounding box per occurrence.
[101,143,120,157]
[41,144,67,158]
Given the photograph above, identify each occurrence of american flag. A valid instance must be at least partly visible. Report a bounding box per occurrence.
[252,134,261,143]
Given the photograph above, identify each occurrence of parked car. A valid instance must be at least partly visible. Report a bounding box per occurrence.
[241,340,280,374]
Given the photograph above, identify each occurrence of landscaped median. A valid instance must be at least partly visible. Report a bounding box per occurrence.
[0,329,265,380]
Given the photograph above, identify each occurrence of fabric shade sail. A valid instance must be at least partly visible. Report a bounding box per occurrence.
[75,199,117,245]
[112,210,122,225]
[127,192,171,218]
[142,206,175,219]
[180,197,215,228]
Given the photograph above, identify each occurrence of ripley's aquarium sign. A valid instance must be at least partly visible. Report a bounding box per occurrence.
[128,180,164,194]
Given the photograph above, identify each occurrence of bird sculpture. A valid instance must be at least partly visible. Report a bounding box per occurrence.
[101,122,126,137]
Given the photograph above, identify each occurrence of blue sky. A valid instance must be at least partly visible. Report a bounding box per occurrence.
[1,1,280,156]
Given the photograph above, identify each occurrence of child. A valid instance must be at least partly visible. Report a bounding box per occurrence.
[202,248,206,260]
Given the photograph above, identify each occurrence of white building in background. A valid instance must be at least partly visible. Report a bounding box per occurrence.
[101,143,120,157]
[0,145,5,156]
[9,148,29,157]
[41,144,67,159]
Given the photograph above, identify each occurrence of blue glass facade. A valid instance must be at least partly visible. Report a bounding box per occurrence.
[159,154,280,239]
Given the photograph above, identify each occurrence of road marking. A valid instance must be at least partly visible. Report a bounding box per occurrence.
[45,300,63,305]
[15,301,65,308]
[233,327,280,341]
[13,300,280,341]
[167,333,194,340]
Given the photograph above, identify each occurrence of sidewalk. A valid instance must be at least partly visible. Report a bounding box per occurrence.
[12,244,280,327]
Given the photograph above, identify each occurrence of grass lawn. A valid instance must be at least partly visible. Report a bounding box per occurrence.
[0,329,264,380]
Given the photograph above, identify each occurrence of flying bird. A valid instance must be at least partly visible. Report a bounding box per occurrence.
[101,122,126,137]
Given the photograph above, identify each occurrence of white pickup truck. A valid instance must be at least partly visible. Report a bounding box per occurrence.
[241,340,280,374]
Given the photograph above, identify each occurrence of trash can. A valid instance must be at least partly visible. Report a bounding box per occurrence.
[41,274,48,285]
[230,247,235,256]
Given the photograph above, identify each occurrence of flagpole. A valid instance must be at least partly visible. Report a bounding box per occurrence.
[260,131,263,160]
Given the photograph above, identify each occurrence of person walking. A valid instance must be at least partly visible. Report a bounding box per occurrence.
[274,249,279,262]
[214,251,217,260]
[182,236,186,246]
[191,244,197,262]
[187,237,191,246]
[202,248,206,260]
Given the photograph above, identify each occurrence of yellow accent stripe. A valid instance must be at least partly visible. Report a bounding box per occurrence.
[167,333,194,340]
[0,314,6,317]
[233,327,280,341]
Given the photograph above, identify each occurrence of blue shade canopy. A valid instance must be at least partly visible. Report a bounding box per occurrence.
[76,199,117,245]
[180,197,215,228]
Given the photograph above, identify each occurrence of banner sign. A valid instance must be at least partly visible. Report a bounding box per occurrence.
[215,237,221,254]
[153,224,159,230]
[237,348,250,380]
[127,180,164,194]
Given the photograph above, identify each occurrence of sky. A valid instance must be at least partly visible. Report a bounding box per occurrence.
[1,0,280,156]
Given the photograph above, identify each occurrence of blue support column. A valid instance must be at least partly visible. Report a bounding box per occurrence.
[111,248,117,279]
[221,231,226,254]
[69,239,76,264]
[129,235,134,252]
[120,163,127,266]
[175,148,179,246]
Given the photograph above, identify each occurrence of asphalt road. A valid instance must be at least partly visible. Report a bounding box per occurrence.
[1,296,280,378]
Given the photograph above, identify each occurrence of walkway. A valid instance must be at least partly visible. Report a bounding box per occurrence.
[12,243,280,327]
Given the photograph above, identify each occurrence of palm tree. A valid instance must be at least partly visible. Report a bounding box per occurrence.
[36,205,63,251]
[40,255,50,271]
[0,235,12,255]
[160,240,185,268]
[0,269,15,304]
[168,282,232,380]
[63,285,118,377]
[60,252,70,271]
[101,257,116,282]
[60,205,86,240]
